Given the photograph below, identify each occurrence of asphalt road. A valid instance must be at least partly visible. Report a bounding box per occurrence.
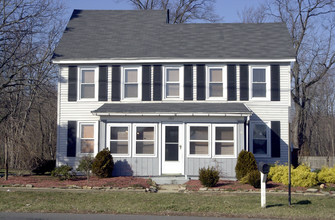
[0,213,266,220]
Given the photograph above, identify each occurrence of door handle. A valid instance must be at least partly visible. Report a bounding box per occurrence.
[179,145,182,149]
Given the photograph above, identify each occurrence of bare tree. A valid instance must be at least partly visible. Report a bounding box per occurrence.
[123,0,221,23]
[0,0,65,179]
[239,0,335,156]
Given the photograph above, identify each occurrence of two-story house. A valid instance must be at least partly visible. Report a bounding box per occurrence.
[52,10,295,178]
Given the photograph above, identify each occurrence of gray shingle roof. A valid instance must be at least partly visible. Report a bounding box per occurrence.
[53,10,295,61]
[92,103,252,115]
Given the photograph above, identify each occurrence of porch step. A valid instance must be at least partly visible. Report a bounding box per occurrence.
[150,176,190,185]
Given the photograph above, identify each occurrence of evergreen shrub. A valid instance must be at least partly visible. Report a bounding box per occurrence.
[92,148,114,178]
[318,165,335,184]
[199,166,220,187]
[235,150,258,180]
[51,165,75,180]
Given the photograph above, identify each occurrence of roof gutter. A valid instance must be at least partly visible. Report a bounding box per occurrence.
[52,58,296,64]
[92,112,253,117]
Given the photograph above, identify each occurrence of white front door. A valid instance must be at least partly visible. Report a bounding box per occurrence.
[162,123,184,175]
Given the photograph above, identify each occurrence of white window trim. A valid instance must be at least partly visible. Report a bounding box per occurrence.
[132,123,158,158]
[106,123,131,157]
[187,123,211,158]
[250,121,271,158]
[212,124,237,159]
[206,65,227,100]
[78,66,99,101]
[163,65,184,100]
[249,65,271,101]
[121,66,142,101]
[77,121,98,156]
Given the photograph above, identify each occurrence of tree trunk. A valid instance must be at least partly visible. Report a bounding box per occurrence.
[4,138,8,180]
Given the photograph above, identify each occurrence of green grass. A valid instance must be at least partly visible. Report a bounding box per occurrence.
[0,190,334,219]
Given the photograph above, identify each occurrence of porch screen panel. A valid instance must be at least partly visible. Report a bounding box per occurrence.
[215,127,234,156]
[189,126,208,155]
[136,127,155,155]
[110,127,129,154]
[165,126,179,161]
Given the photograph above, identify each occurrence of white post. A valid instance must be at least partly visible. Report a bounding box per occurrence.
[261,172,267,208]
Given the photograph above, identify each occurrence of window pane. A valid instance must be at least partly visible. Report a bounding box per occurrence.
[136,141,154,154]
[125,69,138,83]
[125,84,138,98]
[253,139,267,154]
[209,83,223,97]
[81,140,94,153]
[81,125,94,138]
[253,69,266,82]
[165,144,178,161]
[166,69,179,81]
[190,127,208,140]
[210,69,222,82]
[215,143,234,155]
[253,124,267,139]
[216,127,233,140]
[137,127,154,140]
[110,141,128,154]
[166,83,179,97]
[82,70,95,83]
[81,84,95,98]
[252,83,266,97]
[110,127,128,140]
[190,142,208,154]
[165,126,178,143]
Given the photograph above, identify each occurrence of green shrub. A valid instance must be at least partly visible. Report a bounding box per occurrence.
[318,165,335,184]
[268,163,317,187]
[92,148,114,178]
[235,150,258,180]
[51,165,75,180]
[199,166,220,187]
[31,158,56,174]
[77,156,94,183]
[246,170,261,188]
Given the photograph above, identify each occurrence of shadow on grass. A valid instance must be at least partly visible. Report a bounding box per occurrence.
[266,200,311,208]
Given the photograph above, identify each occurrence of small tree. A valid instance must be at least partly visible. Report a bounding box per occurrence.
[235,150,258,181]
[77,156,94,184]
[92,149,114,178]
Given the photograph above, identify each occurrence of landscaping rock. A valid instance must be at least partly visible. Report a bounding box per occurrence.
[320,191,330,195]
[199,187,208,191]
[82,186,92,189]
[13,184,21,187]
[306,188,318,193]
[295,190,303,193]
[25,184,33,188]
[92,186,102,190]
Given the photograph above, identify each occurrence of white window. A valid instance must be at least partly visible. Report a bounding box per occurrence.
[163,66,183,100]
[133,124,157,157]
[79,67,98,100]
[187,124,210,157]
[106,124,131,157]
[78,122,97,154]
[122,66,141,100]
[251,122,271,157]
[212,125,236,158]
[206,66,227,99]
[250,66,270,100]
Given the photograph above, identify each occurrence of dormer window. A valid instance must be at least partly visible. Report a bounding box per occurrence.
[122,66,141,101]
[79,67,98,100]
[163,66,183,100]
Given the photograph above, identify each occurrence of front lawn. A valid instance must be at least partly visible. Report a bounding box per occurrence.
[0,190,334,219]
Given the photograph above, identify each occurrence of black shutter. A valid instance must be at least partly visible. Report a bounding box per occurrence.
[271,121,281,157]
[98,65,108,101]
[184,64,193,100]
[67,121,77,157]
[271,64,280,101]
[240,64,249,101]
[197,64,205,100]
[68,66,77,102]
[153,65,162,101]
[142,65,151,101]
[227,64,237,101]
[112,65,120,101]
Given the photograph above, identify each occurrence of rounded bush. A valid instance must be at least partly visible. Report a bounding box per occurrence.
[246,170,261,188]
[92,148,114,178]
[235,150,258,180]
[199,166,220,187]
[51,165,75,180]
[318,165,335,184]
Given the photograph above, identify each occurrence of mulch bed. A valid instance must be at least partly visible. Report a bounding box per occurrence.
[0,175,151,188]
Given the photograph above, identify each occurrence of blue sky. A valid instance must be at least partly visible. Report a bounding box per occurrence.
[64,0,265,23]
